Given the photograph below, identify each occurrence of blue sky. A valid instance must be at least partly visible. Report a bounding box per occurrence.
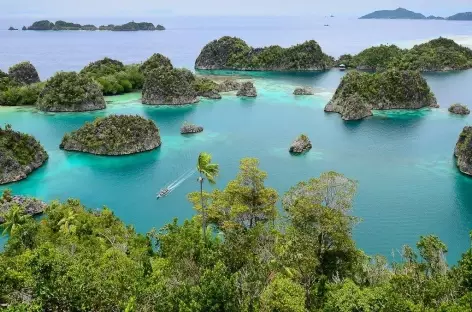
[1,0,470,17]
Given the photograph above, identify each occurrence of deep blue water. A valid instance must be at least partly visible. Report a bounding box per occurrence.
[1,17,472,262]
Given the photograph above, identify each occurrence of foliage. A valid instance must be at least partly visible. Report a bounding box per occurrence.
[142,67,197,104]
[196,36,334,70]
[140,53,173,75]
[27,20,54,30]
[37,71,105,111]
[99,22,159,31]
[2,159,472,311]
[192,76,219,95]
[0,82,44,106]
[60,115,161,155]
[8,61,40,85]
[348,45,405,70]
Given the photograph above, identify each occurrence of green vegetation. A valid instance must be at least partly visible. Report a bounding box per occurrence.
[26,20,55,30]
[195,36,334,70]
[60,115,161,155]
[0,82,44,106]
[98,22,164,31]
[37,71,105,112]
[389,37,472,71]
[80,58,144,95]
[345,45,405,70]
[0,124,48,184]
[192,76,219,95]
[455,126,472,176]
[360,7,430,19]
[140,53,173,75]
[3,157,472,311]
[8,61,40,85]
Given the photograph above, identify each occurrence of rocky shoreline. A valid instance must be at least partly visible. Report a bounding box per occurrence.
[455,126,472,176]
[0,193,47,223]
[449,103,470,115]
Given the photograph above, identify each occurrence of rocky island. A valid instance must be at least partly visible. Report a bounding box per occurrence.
[218,79,241,92]
[0,190,47,223]
[23,20,165,31]
[0,124,48,184]
[195,36,334,71]
[37,72,105,112]
[192,77,221,99]
[449,103,470,115]
[338,45,404,71]
[60,115,161,155]
[8,27,18,31]
[293,87,314,95]
[325,70,438,120]
[142,68,198,105]
[139,53,173,75]
[99,22,165,31]
[180,122,204,134]
[237,81,257,97]
[455,126,472,176]
[8,61,40,85]
[360,8,472,20]
[289,134,312,154]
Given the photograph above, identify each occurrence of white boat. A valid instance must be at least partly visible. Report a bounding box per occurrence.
[339,64,346,71]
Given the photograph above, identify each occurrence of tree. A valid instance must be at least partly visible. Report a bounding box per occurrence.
[259,274,306,312]
[57,210,77,235]
[196,152,219,239]
[1,204,30,236]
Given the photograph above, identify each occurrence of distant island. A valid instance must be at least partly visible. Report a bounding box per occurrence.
[22,20,165,31]
[360,8,472,21]
[8,27,18,31]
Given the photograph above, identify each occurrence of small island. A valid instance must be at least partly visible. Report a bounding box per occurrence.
[289,134,312,154]
[359,8,472,20]
[23,20,165,31]
[293,87,314,95]
[218,79,241,92]
[8,61,40,85]
[0,124,48,185]
[237,81,257,97]
[8,27,18,31]
[325,70,438,121]
[0,190,47,223]
[195,36,334,71]
[142,68,199,105]
[60,115,161,156]
[180,122,204,134]
[449,103,470,115]
[192,77,222,99]
[455,126,472,176]
[37,72,105,112]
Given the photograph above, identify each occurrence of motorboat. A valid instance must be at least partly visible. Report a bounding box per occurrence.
[156,188,170,199]
[338,64,346,71]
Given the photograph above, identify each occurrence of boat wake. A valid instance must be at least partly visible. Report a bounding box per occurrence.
[157,169,196,199]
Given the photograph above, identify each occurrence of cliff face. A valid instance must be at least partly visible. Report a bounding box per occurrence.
[0,193,47,223]
[0,125,48,185]
[142,68,198,105]
[195,36,334,71]
[37,72,106,112]
[325,70,438,120]
[455,126,472,176]
[60,115,161,156]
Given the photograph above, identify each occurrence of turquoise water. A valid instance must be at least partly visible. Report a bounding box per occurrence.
[1,70,472,262]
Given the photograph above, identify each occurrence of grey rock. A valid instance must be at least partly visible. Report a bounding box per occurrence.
[455,126,472,176]
[218,79,241,92]
[236,81,257,97]
[0,195,47,223]
[449,103,470,115]
[181,123,204,134]
[289,134,312,154]
[293,87,314,95]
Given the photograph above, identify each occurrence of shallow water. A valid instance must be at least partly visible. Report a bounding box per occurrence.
[1,16,472,261]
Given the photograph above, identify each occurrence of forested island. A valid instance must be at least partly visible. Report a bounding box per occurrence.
[22,20,165,31]
[60,115,161,155]
[195,36,334,71]
[338,37,472,72]
[360,7,472,20]
[2,156,472,311]
[0,124,48,184]
[325,70,438,120]
[455,127,472,176]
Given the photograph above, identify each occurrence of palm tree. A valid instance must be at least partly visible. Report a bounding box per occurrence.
[197,152,219,239]
[1,204,28,236]
[58,210,77,235]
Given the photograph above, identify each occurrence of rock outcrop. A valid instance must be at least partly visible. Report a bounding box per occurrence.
[142,68,199,105]
[218,79,241,92]
[37,72,106,112]
[195,36,334,71]
[236,82,257,97]
[293,87,314,95]
[140,53,173,75]
[60,115,161,155]
[455,126,472,176]
[325,70,438,120]
[180,123,204,134]
[8,27,18,31]
[193,77,222,99]
[448,103,470,115]
[289,134,312,154]
[0,125,48,185]
[8,62,40,85]
[0,191,47,223]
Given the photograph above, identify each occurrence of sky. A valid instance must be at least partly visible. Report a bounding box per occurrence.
[0,0,471,17]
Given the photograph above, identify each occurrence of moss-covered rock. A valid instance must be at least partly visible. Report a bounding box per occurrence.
[180,122,204,134]
[60,115,161,155]
[455,126,472,176]
[37,72,106,112]
[195,36,334,71]
[448,103,470,115]
[8,62,40,85]
[218,79,241,92]
[325,70,438,120]
[81,57,125,76]
[142,68,198,105]
[293,87,314,95]
[192,77,221,99]
[236,81,257,97]
[0,124,48,184]
[289,134,312,153]
[0,82,44,106]
[27,20,54,30]
[140,53,173,75]
[348,45,405,71]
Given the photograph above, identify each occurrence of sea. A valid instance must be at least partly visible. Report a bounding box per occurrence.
[0,16,472,262]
